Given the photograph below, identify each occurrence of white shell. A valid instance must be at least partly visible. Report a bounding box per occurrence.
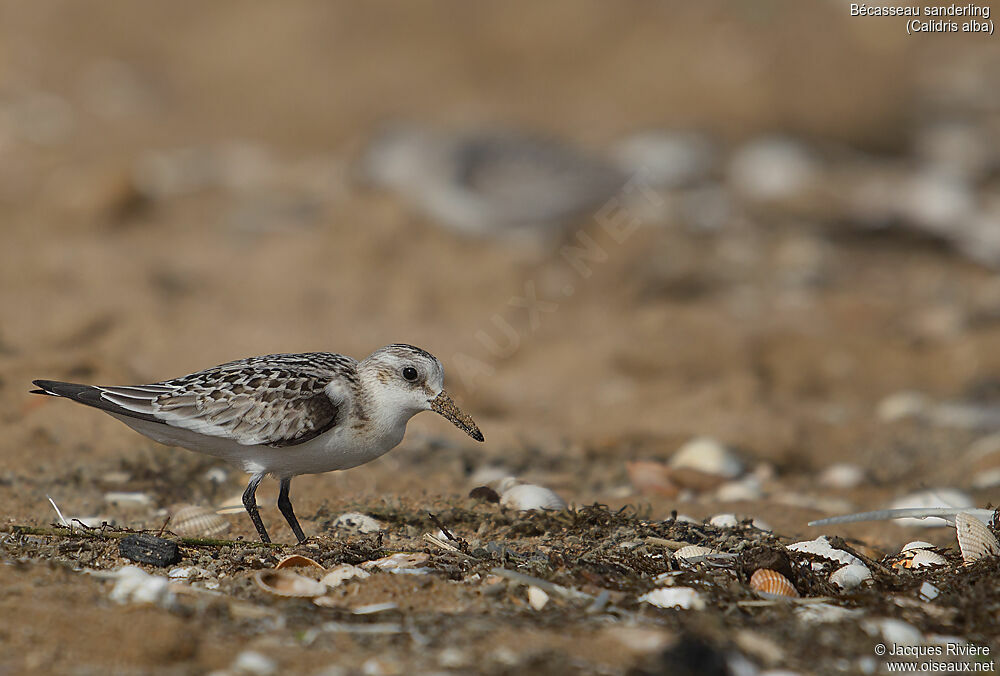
[795,602,863,624]
[361,552,429,572]
[499,483,566,511]
[612,131,716,189]
[862,618,924,647]
[728,136,819,201]
[321,564,370,588]
[109,566,175,607]
[673,545,715,561]
[818,463,866,489]
[829,563,872,590]
[918,582,940,601]
[640,587,705,610]
[104,492,154,507]
[169,504,230,538]
[900,540,934,552]
[877,391,930,422]
[714,478,763,502]
[955,512,1000,564]
[527,586,549,611]
[888,489,975,527]
[669,437,743,478]
[908,550,949,569]
[787,536,864,567]
[708,513,739,528]
[332,512,384,534]
[253,569,327,598]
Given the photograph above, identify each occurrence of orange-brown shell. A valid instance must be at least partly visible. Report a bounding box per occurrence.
[749,568,799,598]
[275,554,325,571]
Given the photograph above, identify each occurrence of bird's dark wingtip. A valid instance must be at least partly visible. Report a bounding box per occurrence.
[31,380,58,395]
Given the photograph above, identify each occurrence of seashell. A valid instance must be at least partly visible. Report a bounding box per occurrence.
[639,587,705,610]
[708,513,739,529]
[253,569,327,598]
[877,391,930,422]
[750,518,772,533]
[332,512,383,534]
[321,564,370,588]
[167,566,211,580]
[714,478,762,502]
[749,569,799,598]
[818,463,866,489]
[673,545,715,561]
[169,504,230,538]
[613,130,717,189]
[526,586,549,611]
[728,136,819,202]
[361,552,429,572]
[888,489,975,527]
[862,618,924,646]
[109,566,176,607]
[104,491,154,507]
[215,492,248,515]
[955,512,1000,564]
[499,483,566,511]
[275,554,325,571]
[892,549,949,570]
[787,536,864,567]
[900,540,934,552]
[829,563,871,590]
[918,581,940,601]
[625,460,679,497]
[795,602,863,624]
[669,437,744,479]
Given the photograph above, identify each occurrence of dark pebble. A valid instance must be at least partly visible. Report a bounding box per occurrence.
[118,534,181,567]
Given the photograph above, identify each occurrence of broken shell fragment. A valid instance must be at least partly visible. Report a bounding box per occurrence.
[527,586,550,611]
[321,564,370,588]
[955,512,1000,564]
[253,569,327,598]
[673,545,715,561]
[275,554,325,571]
[787,536,864,567]
[829,563,871,590]
[900,540,934,552]
[749,569,799,598]
[169,504,230,538]
[639,587,706,610]
[361,552,429,572]
[332,512,384,534]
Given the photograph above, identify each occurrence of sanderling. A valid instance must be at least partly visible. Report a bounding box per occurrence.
[32,344,483,543]
[359,123,628,239]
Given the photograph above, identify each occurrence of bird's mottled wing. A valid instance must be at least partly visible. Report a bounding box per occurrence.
[98,353,357,447]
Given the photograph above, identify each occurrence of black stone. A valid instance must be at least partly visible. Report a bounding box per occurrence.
[119,534,181,567]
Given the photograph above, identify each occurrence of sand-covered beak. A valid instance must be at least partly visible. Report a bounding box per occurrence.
[429,390,484,442]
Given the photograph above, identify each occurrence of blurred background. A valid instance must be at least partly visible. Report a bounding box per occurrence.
[1,0,999,669]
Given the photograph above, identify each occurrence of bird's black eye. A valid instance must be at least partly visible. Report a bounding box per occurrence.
[402,366,419,382]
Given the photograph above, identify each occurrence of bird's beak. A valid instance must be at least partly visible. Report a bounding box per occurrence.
[429,390,484,442]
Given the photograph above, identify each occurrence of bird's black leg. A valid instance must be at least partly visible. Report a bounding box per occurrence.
[277,477,307,544]
[242,473,270,543]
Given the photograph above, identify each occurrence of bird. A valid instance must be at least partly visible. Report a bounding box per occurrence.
[31,344,484,544]
[358,123,629,241]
